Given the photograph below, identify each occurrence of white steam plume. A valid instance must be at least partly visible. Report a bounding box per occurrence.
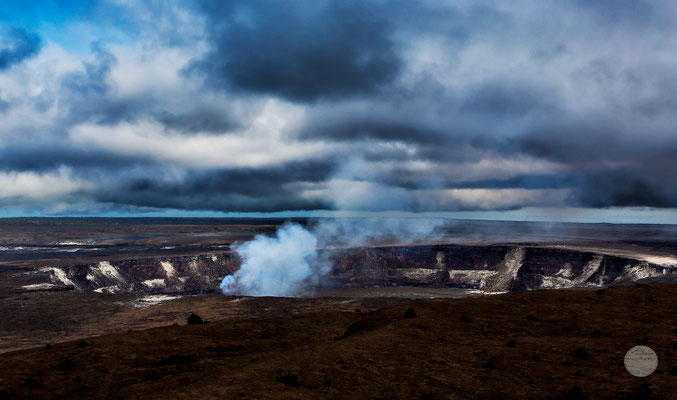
[220,223,329,297]
[220,218,447,297]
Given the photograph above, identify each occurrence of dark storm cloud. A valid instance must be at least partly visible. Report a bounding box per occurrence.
[517,122,620,163]
[0,144,144,171]
[0,97,9,112]
[517,114,677,167]
[59,45,136,125]
[296,72,567,151]
[56,44,238,133]
[97,160,335,212]
[295,78,564,166]
[3,0,677,214]
[0,27,41,70]
[387,173,573,192]
[571,169,677,208]
[300,117,442,144]
[512,111,677,208]
[194,0,401,102]
[571,0,668,27]
[156,107,239,134]
[460,81,561,118]
[176,160,334,198]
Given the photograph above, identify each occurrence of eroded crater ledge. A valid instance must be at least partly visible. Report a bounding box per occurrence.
[34,244,677,295]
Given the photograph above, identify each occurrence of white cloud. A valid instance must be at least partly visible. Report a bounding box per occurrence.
[0,43,83,139]
[325,178,414,211]
[68,99,338,168]
[108,43,200,98]
[0,167,89,200]
[413,188,570,211]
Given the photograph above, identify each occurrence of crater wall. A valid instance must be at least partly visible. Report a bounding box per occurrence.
[37,244,676,294]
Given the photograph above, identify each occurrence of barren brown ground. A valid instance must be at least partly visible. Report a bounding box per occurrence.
[0,292,408,353]
[1,283,675,399]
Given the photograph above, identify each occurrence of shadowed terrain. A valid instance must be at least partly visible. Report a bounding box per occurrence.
[1,283,676,399]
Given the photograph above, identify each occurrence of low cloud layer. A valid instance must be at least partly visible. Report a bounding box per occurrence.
[1,1,677,215]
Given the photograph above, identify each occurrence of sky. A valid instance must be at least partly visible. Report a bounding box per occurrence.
[1,0,677,223]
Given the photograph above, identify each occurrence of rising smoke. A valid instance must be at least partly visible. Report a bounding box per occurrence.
[310,217,445,248]
[220,223,329,296]
[220,218,446,297]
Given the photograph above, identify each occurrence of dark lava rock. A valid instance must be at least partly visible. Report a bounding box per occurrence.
[57,359,75,371]
[573,346,589,360]
[403,308,417,318]
[596,289,605,295]
[564,384,590,400]
[482,355,497,369]
[78,340,88,348]
[614,383,654,400]
[207,345,243,353]
[275,373,300,387]
[669,364,677,376]
[343,320,370,338]
[187,313,204,325]
[144,370,163,381]
[459,314,472,323]
[23,377,43,389]
[161,354,197,365]
[342,315,387,338]
[68,385,93,395]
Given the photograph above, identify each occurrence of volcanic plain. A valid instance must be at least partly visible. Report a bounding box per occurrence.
[0,218,676,399]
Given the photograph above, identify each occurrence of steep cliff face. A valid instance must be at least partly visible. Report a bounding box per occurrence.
[42,244,676,294]
[327,245,673,292]
[43,254,239,294]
